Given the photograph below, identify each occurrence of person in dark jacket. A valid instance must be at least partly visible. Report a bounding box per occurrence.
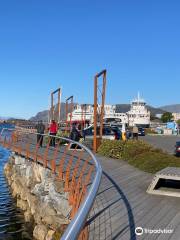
[69,124,81,141]
[35,120,45,147]
[69,123,82,149]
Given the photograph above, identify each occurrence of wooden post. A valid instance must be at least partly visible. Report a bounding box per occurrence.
[51,92,54,121]
[93,77,98,152]
[100,71,106,139]
[93,70,107,152]
[65,96,74,132]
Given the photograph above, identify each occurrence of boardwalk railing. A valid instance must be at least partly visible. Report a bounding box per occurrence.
[0,128,102,240]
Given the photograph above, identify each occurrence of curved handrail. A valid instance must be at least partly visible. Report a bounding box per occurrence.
[0,127,102,240]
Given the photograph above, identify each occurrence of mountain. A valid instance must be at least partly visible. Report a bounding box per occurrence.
[115,104,130,113]
[0,116,13,120]
[115,104,165,116]
[160,104,180,113]
[29,110,49,122]
[29,103,68,122]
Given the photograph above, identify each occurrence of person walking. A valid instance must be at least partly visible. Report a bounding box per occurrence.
[132,125,138,140]
[35,120,45,147]
[69,123,82,149]
[49,120,58,147]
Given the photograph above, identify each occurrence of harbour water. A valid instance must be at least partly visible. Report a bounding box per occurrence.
[0,124,33,239]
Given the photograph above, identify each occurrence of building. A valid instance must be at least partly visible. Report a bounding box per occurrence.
[127,93,150,127]
[172,113,180,122]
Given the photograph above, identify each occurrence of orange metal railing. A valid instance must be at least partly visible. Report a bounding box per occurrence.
[0,128,102,240]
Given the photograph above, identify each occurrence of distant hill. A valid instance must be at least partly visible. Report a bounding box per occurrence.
[115,104,165,116]
[160,104,180,113]
[29,110,49,122]
[0,116,12,120]
[115,104,130,113]
[29,103,70,122]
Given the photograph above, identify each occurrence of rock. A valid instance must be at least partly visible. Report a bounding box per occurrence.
[32,164,42,183]
[15,156,26,165]
[26,193,38,215]
[48,184,71,217]
[12,189,17,198]
[34,202,56,226]
[21,231,32,240]
[33,224,48,240]
[31,182,46,196]
[31,179,53,197]
[54,180,64,193]
[34,212,42,225]
[42,215,69,229]
[4,154,71,239]
[24,210,33,222]
[38,202,56,218]
[19,165,27,177]
[52,225,68,239]
[26,164,34,179]
[9,155,15,164]
[26,178,36,189]
[45,230,55,240]
[7,178,13,186]
[17,199,28,211]
[4,162,12,174]
[38,165,52,182]
[20,187,28,201]
[11,178,22,197]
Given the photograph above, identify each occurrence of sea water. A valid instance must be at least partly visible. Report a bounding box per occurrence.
[0,124,33,239]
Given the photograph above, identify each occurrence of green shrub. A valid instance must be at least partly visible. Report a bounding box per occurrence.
[98,140,152,160]
[121,140,152,161]
[97,140,125,159]
[128,152,180,173]
[98,139,180,173]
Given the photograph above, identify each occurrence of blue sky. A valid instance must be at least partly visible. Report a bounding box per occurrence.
[0,0,180,119]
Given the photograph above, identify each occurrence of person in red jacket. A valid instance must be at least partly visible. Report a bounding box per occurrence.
[49,120,58,147]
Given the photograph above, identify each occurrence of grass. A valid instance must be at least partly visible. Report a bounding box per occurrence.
[97,139,180,173]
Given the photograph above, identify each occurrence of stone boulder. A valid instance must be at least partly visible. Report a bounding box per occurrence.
[47,183,71,217]
[45,230,55,240]
[24,209,33,222]
[33,224,48,240]
[17,199,28,211]
[26,192,38,215]
[15,156,26,165]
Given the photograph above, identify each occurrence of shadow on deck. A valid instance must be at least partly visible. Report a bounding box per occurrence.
[87,171,136,240]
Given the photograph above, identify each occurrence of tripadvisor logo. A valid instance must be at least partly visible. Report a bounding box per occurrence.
[135,227,143,236]
[135,227,174,236]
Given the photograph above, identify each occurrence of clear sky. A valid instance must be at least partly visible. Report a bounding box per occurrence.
[0,0,180,119]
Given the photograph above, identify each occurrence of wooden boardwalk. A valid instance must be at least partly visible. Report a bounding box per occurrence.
[2,133,180,240]
[88,155,180,240]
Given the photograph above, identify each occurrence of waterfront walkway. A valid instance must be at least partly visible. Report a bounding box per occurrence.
[89,155,180,240]
[2,132,180,240]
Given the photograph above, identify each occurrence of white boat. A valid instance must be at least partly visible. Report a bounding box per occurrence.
[67,93,150,128]
[68,104,128,125]
[127,93,150,127]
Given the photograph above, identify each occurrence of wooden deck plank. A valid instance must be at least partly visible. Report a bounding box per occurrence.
[90,156,180,240]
